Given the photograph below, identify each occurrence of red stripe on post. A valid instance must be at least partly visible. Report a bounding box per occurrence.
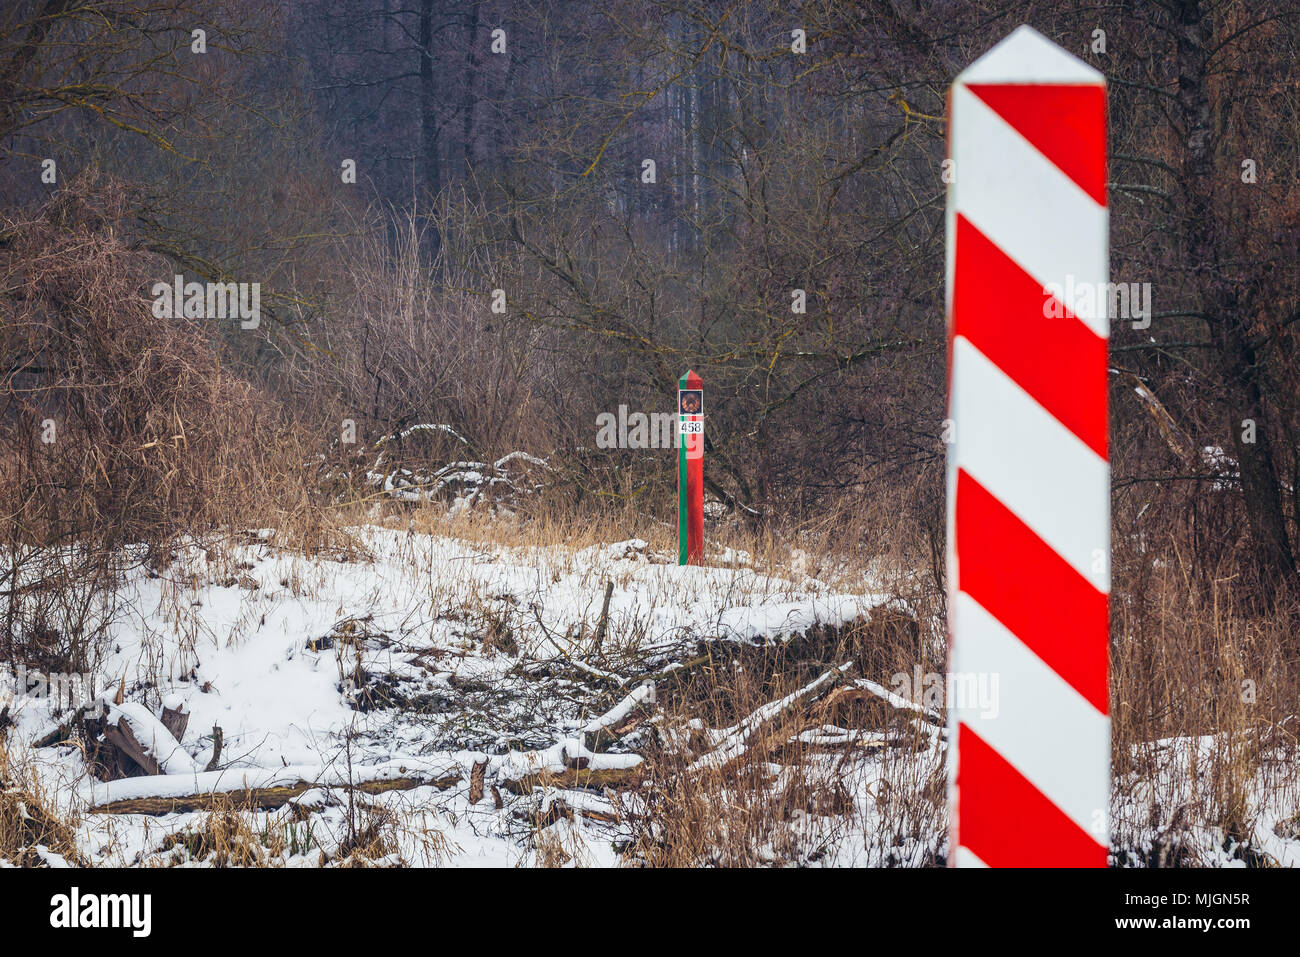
[965,84,1108,205]
[955,469,1109,714]
[956,722,1108,867]
[952,214,1109,459]
[686,442,703,564]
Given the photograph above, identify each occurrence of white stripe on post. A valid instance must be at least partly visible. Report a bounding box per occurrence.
[946,25,1110,867]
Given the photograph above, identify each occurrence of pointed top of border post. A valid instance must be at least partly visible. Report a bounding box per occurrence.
[956,25,1104,86]
[679,369,702,389]
[952,26,1108,206]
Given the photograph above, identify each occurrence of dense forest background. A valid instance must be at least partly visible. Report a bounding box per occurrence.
[2,0,1299,612]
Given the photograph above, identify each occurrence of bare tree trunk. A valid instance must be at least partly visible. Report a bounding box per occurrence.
[1174,0,1296,593]
[418,1,441,187]
[461,3,480,179]
[417,0,442,257]
[1217,311,1297,589]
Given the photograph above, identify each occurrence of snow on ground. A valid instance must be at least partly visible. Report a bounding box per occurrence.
[3,526,897,867]
[6,525,1300,867]
[1111,732,1300,868]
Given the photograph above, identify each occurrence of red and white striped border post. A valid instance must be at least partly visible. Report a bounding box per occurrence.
[945,26,1110,867]
[678,370,704,565]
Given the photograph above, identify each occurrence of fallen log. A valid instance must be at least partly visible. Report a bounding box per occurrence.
[850,678,944,728]
[583,682,655,752]
[102,702,198,777]
[102,715,163,777]
[690,661,854,772]
[498,764,643,796]
[32,701,101,749]
[90,771,463,815]
[520,795,625,827]
[783,726,902,756]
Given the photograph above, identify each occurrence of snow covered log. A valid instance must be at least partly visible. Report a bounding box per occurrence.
[689,662,854,772]
[99,702,198,778]
[88,757,470,814]
[90,773,463,815]
[582,682,655,752]
[495,739,644,795]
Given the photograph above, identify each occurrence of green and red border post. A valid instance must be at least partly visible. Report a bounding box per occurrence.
[678,370,703,565]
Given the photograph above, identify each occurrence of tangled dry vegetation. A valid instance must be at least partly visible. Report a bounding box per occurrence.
[1,484,1295,868]
[0,743,86,867]
[1,180,1298,868]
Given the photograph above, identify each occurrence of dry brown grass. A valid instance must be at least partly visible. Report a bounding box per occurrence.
[1,178,279,550]
[1110,524,1300,863]
[161,800,277,868]
[0,743,86,867]
[621,612,943,867]
[0,175,358,674]
[0,201,1294,868]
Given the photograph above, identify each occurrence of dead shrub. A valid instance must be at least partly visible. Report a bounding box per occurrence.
[0,174,311,668]
[0,744,86,867]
